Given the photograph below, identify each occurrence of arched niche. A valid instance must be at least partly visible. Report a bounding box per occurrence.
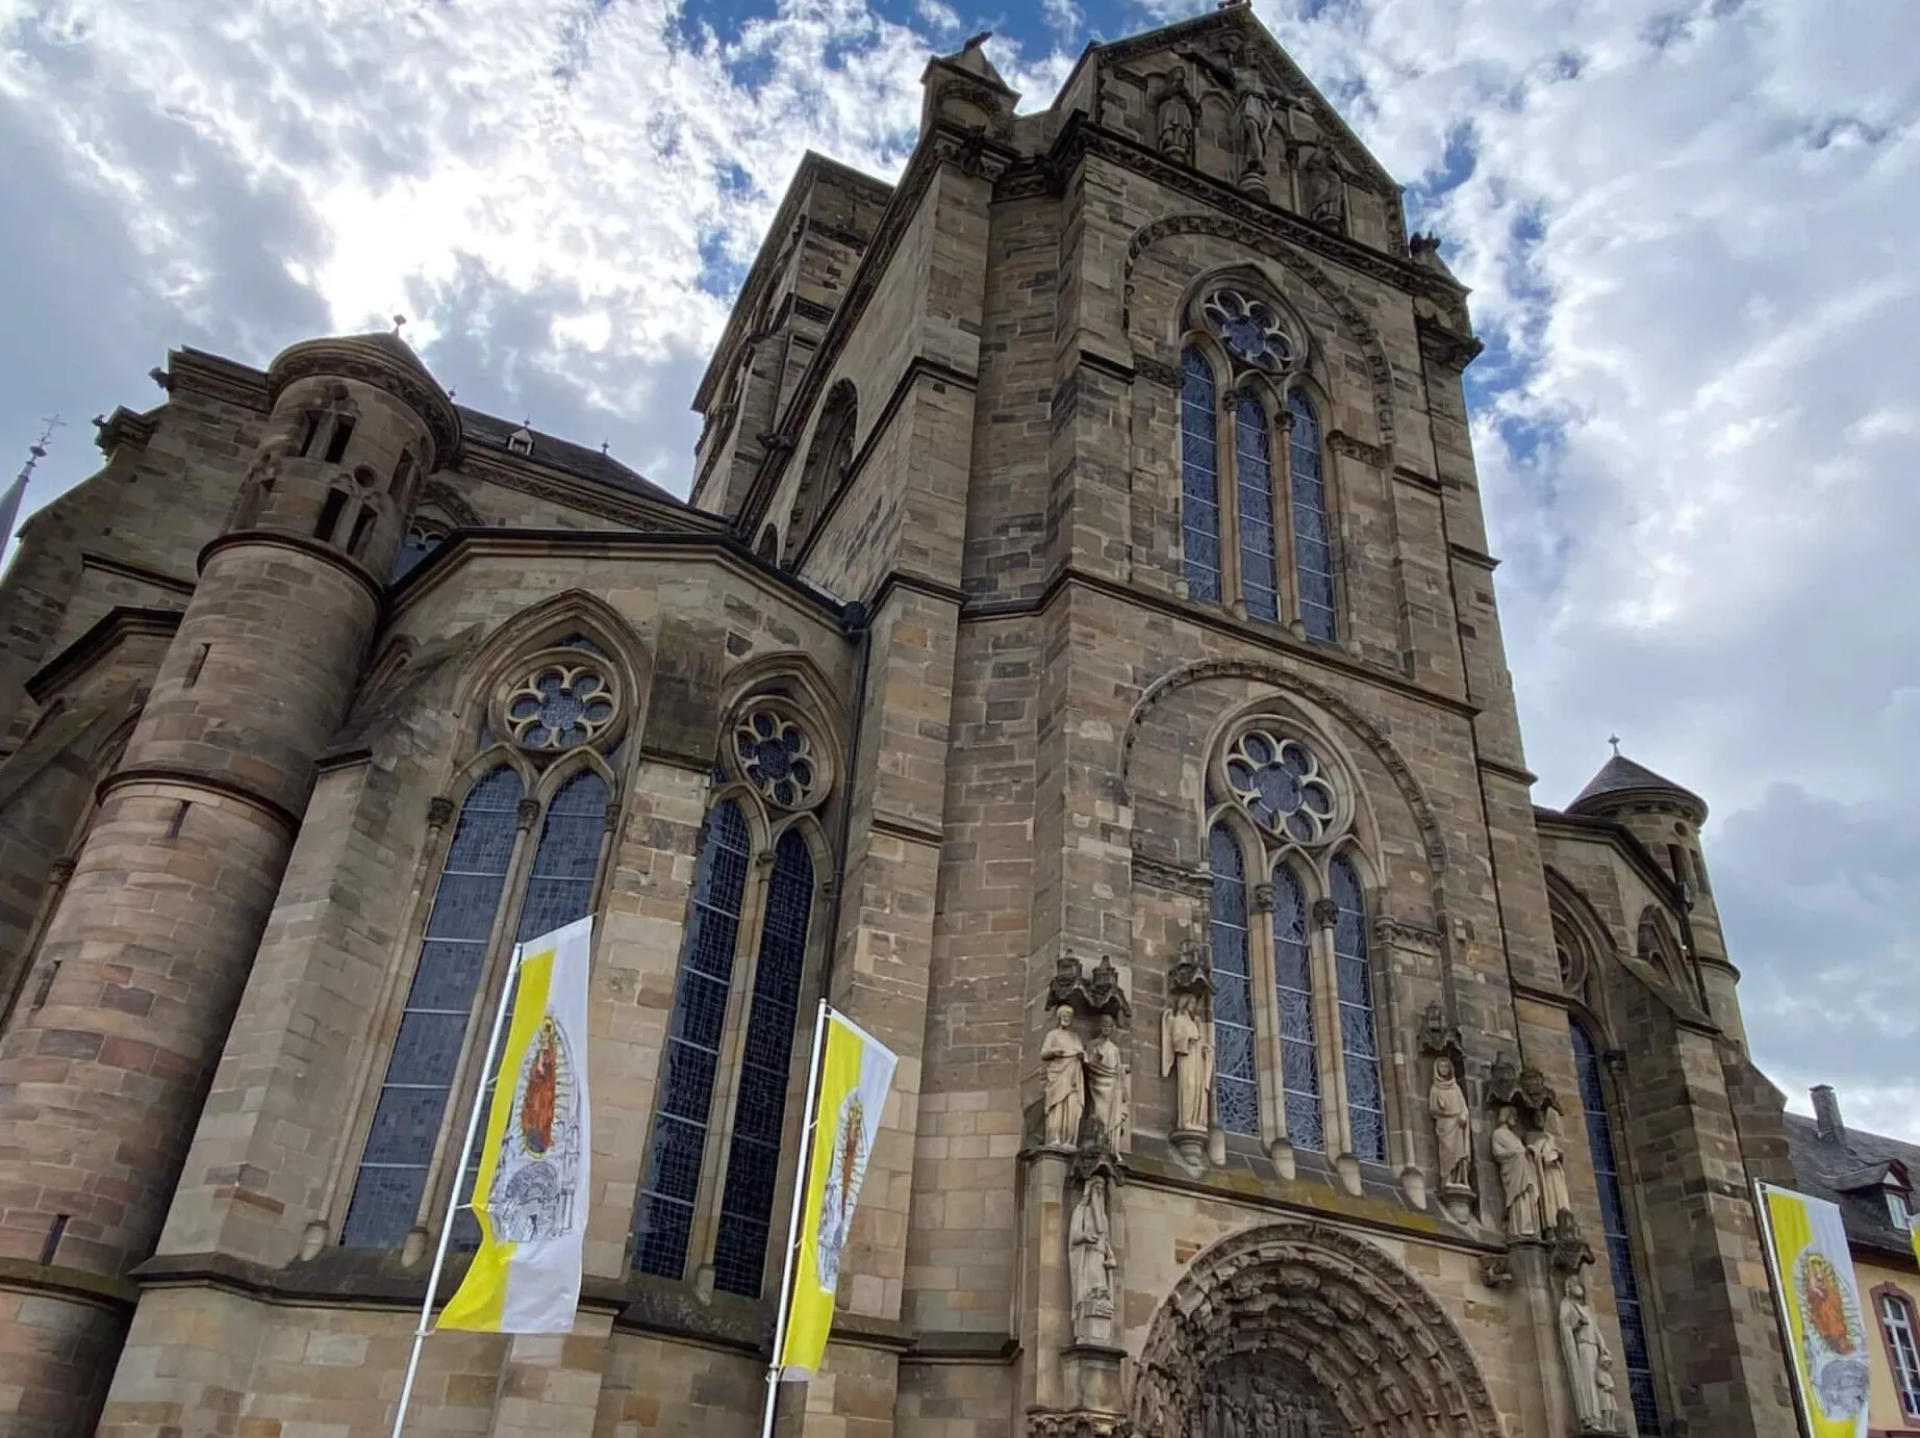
[1131,1222,1503,1438]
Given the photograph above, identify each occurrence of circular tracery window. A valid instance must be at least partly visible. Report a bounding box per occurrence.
[734,709,822,809]
[1201,290,1295,373]
[1224,729,1337,842]
[505,662,618,751]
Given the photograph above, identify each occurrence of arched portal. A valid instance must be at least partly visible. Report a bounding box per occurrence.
[1130,1222,1504,1438]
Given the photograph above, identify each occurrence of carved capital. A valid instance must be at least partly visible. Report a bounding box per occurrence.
[47,857,77,885]
[603,800,622,832]
[1478,1253,1515,1289]
[427,796,455,830]
[1252,882,1276,914]
[1327,430,1387,467]
[1133,355,1182,388]
[516,798,541,831]
[1311,897,1339,929]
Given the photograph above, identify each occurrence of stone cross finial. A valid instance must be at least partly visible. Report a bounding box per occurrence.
[1607,734,1620,756]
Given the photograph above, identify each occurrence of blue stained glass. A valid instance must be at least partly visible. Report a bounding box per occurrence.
[1287,391,1337,642]
[1181,349,1222,603]
[1235,397,1279,623]
[1329,856,1384,1163]
[633,802,751,1280]
[713,830,815,1297]
[1271,866,1322,1152]
[1573,1023,1662,1434]
[343,766,523,1249]
[1208,825,1259,1136]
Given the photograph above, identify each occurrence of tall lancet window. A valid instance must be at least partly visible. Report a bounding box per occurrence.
[1288,390,1336,641]
[1271,864,1322,1151]
[1235,395,1279,623]
[1572,1022,1661,1434]
[1208,824,1259,1136]
[632,701,831,1297]
[1180,348,1223,602]
[1329,854,1384,1162]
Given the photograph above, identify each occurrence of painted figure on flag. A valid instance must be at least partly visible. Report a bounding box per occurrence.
[816,1091,869,1291]
[1793,1249,1869,1420]
[490,1012,582,1243]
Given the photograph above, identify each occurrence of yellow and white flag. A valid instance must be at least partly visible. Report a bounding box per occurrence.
[439,916,594,1334]
[1756,1181,1870,1438]
[776,1008,898,1381]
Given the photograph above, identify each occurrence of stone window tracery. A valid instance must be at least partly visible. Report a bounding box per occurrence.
[1201,288,1296,373]
[393,521,446,581]
[502,662,618,752]
[1572,1021,1662,1433]
[631,696,834,1297]
[1222,728,1336,843]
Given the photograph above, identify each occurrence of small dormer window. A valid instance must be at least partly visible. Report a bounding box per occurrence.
[1890,1187,1911,1231]
[507,427,534,457]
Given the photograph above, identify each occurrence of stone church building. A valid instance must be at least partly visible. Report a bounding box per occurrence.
[0,8,1802,1437]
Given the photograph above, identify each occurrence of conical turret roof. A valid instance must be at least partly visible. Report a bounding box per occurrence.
[1568,751,1706,819]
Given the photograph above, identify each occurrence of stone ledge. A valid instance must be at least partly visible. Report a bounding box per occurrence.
[0,1257,141,1313]
[906,1331,1020,1364]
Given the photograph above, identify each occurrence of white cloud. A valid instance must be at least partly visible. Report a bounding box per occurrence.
[3,0,1918,1138]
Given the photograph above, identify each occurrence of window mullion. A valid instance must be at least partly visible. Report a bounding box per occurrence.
[1217,386,1244,617]
[411,796,541,1239]
[1247,875,1289,1170]
[1310,898,1350,1165]
[1273,404,1298,629]
[686,843,776,1291]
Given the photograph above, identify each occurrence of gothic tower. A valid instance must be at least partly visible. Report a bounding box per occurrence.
[0,333,457,1426]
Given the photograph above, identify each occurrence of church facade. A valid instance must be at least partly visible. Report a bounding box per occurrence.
[0,9,1801,1437]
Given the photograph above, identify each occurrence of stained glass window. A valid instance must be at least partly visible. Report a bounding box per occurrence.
[451,768,609,1246]
[1287,391,1336,642]
[1199,290,1294,373]
[1208,824,1259,1136]
[1181,348,1222,603]
[1271,866,1322,1151]
[1329,855,1384,1163]
[1572,1023,1661,1434]
[633,801,751,1280]
[711,830,814,1296]
[1235,396,1279,624]
[1222,729,1336,843]
[342,767,523,1248]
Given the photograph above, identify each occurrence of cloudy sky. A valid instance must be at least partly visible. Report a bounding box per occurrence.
[2,0,1916,1138]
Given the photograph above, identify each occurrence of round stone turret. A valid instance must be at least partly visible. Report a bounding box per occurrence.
[0,331,458,1426]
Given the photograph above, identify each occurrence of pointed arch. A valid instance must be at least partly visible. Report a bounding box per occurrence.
[1132,1220,1504,1438]
[452,588,649,727]
[786,380,856,565]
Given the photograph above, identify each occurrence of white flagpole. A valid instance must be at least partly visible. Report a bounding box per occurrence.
[761,999,831,1438]
[390,943,526,1438]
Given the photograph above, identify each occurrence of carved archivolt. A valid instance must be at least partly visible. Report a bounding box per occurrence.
[1126,216,1397,454]
[1131,1221,1504,1438]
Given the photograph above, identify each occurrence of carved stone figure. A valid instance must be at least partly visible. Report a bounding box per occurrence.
[1491,1104,1540,1238]
[1069,1174,1118,1340]
[1162,990,1213,1134]
[1559,1276,1622,1432]
[1427,1056,1472,1192]
[1530,1110,1573,1229]
[1086,1014,1129,1146]
[1042,1005,1088,1147]
[1157,69,1198,164]
[1595,1345,1623,1433]
[1302,148,1345,228]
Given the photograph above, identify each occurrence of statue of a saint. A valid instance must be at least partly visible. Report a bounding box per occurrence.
[1157,69,1198,164]
[1492,1104,1540,1238]
[1595,1345,1623,1433]
[1302,147,1345,227]
[1530,1110,1574,1229]
[1041,1005,1087,1147]
[1085,1013,1129,1146]
[1428,1057,1472,1191]
[1559,1276,1620,1431]
[1069,1174,1117,1337]
[1162,990,1213,1134]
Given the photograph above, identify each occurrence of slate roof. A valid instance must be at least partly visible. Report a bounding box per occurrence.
[1568,752,1706,817]
[1782,1110,1919,1263]
[455,407,682,508]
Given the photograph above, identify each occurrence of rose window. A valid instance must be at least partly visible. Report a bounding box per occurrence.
[1201,289,1295,373]
[1224,729,1336,841]
[505,664,617,751]
[735,710,821,809]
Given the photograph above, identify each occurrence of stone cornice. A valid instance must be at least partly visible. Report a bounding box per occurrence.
[0,1257,140,1314]
[1478,756,1537,788]
[93,406,160,456]
[199,529,387,610]
[25,606,181,704]
[165,347,272,412]
[455,447,713,534]
[101,763,306,835]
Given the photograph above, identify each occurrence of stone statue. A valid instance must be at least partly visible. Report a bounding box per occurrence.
[1428,1056,1472,1191]
[1595,1344,1623,1433]
[1559,1276,1621,1432]
[1069,1174,1117,1338]
[1302,147,1345,227]
[1086,1013,1129,1146]
[1492,1104,1540,1238]
[1041,1005,1088,1147]
[1530,1110,1573,1229]
[1162,990,1213,1134]
[1157,68,1198,164]
[1182,42,1293,182]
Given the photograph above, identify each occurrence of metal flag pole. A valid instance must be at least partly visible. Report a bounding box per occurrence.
[761,999,831,1438]
[389,942,525,1438]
